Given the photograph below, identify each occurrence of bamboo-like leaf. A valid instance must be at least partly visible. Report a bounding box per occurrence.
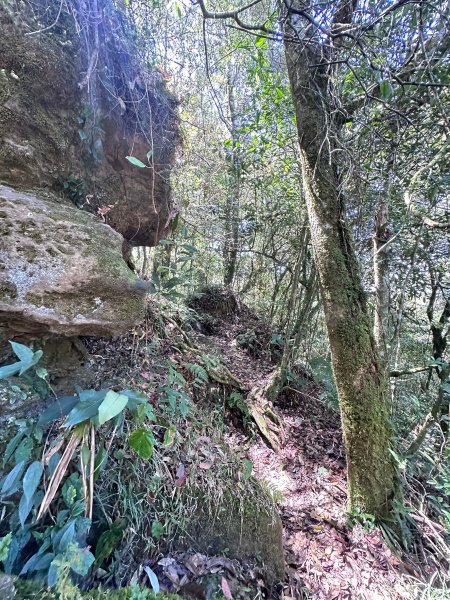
[10,341,33,362]
[19,493,34,528]
[0,362,22,379]
[126,155,147,168]
[23,461,43,501]
[98,391,128,425]
[63,394,105,427]
[38,396,78,425]
[1,461,26,498]
[144,565,160,593]
[19,350,43,376]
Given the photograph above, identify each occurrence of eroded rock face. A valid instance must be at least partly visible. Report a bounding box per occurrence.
[0,185,146,339]
[0,1,179,247]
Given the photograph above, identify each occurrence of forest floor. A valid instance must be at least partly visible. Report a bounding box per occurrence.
[194,319,419,600]
[84,299,435,599]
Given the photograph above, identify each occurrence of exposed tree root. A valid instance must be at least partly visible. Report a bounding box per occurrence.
[172,326,284,451]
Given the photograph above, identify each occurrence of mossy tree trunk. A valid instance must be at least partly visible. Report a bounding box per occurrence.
[282,3,401,520]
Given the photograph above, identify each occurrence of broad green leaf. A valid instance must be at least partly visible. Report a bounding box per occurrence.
[0,533,12,562]
[47,561,59,587]
[23,461,43,501]
[14,437,33,464]
[20,551,55,574]
[35,367,48,379]
[121,389,148,411]
[151,521,164,540]
[19,493,34,527]
[1,461,26,498]
[162,276,184,290]
[19,350,43,376]
[57,520,77,552]
[78,389,108,403]
[176,255,192,263]
[162,426,177,448]
[255,36,266,47]
[63,395,106,427]
[98,391,129,425]
[135,403,156,423]
[5,529,31,573]
[126,155,147,168]
[10,341,33,362]
[128,428,154,460]
[242,459,253,480]
[180,243,197,254]
[93,446,108,482]
[38,395,79,425]
[3,430,25,465]
[80,444,90,470]
[0,362,22,379]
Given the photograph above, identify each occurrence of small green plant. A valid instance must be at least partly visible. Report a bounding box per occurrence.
[0,343,156,587]
[184,362,209,387]
[157,364,191,419]
[236,329,258,353]
[309,356,339,410]
[228,391,251,421]
[126,150,154,169]
[147,239,198,302]
[63,175,87,208]
[0,341,43,379]
[346,507,376,531]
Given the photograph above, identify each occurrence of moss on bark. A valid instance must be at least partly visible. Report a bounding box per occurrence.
[283,21,401,521]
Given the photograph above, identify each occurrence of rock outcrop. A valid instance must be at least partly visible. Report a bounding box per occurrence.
[0,185,146,340]
[0,0,180,247]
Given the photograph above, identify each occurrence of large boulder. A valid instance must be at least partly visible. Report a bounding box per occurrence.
[0,1,179,247]
[0,185,146,340]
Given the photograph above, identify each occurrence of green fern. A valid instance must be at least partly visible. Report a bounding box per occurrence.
[184,362,209,385]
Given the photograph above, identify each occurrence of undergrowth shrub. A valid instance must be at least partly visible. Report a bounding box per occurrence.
[0,342,163,591]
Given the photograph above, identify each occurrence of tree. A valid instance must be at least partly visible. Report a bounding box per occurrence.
[279,1,402,521]
[195,0,449,523]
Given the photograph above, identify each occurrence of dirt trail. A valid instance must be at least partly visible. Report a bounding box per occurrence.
[200,323,416,600]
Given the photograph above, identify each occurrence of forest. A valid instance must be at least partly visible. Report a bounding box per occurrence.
[0,0,449,598]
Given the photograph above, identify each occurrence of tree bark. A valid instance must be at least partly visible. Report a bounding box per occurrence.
[373,153,395,369]
[223,65,241,287]
[282,7,401,519]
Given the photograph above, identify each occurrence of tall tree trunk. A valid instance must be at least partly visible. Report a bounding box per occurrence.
[282,9,401,520]
[223,65,240,287]
[373,154,395,369]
